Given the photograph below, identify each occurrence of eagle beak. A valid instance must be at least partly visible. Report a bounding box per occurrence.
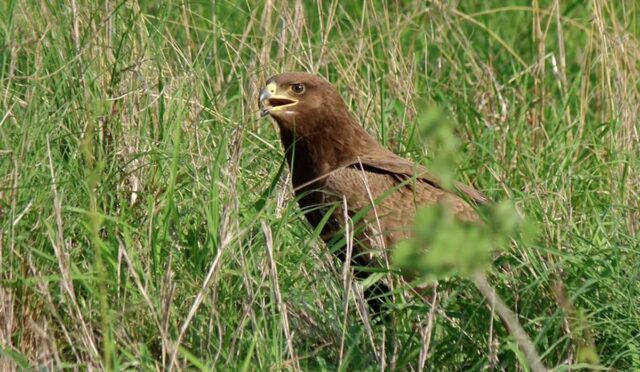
[259,82,298,117]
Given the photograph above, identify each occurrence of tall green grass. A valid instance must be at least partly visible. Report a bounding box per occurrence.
[1,0,638,370]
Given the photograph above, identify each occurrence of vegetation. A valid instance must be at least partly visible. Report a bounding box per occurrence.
[1,0,638,370]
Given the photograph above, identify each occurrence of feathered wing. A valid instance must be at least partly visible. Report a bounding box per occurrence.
[341,152,489,205]
[322,165,481,260]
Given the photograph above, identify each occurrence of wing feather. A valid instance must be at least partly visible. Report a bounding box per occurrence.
[322,167,481,256]
[341,152,489,205]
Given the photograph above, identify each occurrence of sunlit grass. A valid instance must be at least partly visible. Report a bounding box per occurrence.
[1,0,639,370]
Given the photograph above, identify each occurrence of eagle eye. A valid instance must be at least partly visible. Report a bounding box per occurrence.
[291,83,305,94]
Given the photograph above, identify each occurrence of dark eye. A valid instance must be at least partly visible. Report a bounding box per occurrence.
[291,83,305,94]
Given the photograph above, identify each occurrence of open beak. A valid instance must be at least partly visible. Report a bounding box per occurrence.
[259,82,298,117]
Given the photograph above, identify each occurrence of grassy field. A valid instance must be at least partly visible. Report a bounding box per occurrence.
[1,0,639,370]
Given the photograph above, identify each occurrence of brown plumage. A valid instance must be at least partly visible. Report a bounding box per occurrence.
[258,75,550,369]
[258,72,487,311]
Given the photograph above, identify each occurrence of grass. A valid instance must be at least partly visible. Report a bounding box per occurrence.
[1,0,639,370]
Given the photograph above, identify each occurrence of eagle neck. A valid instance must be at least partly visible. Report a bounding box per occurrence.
[277,114,378,190]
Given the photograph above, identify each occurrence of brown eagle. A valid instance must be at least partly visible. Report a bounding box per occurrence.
[257,73,548,371]
[258,72,487,312]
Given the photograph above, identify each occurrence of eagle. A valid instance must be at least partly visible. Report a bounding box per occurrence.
[258,72,487,313]
[257,72,547,371]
